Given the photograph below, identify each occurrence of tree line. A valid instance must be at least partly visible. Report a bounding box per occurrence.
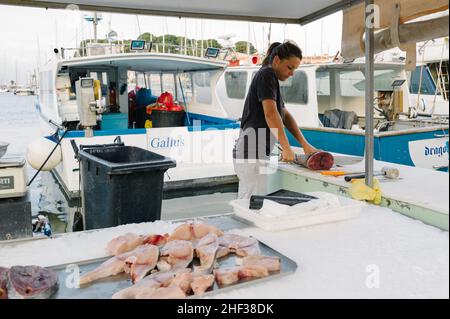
[79,33,256,56]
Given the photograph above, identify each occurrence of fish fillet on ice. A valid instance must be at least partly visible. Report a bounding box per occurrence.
[190,274,215,296]
[79,244,159,285]
[112,269,190,299]
[106,233,145,256]
[194,233,219,274]
[236,255,281,272]
[106,233,168,256]
[214,265,268,286]
[218,234,261,257]
[158,240,193,271]
[168,222,223,244]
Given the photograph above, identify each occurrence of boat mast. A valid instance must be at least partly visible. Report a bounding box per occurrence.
[93,12,98,42]
[201,20,204,56]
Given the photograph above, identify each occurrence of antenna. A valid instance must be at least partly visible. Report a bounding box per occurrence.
[217,34,236,49]
[107,30,118,42]
[83,12,103,42]
[135,15,142,37]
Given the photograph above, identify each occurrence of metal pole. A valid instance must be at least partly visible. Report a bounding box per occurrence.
[364,0,374,187]
[93,12,98,42]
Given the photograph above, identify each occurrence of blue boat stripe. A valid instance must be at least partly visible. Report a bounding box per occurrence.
[287,128,449,168]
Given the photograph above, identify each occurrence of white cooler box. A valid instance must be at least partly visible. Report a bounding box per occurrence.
[229,191,365,231]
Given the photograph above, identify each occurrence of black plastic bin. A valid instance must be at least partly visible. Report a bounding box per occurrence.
[78,145,176,230]
[150,109,186,127]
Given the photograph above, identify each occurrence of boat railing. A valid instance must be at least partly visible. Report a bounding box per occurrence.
[59,41,215,60]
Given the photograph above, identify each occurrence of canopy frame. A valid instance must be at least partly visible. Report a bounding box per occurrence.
[0,0,363,24]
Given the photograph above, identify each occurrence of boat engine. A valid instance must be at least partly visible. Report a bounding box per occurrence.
[75,78,105,137]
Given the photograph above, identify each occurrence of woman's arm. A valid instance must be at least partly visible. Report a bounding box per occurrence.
[282,108,318,155]
[262,100,295,162]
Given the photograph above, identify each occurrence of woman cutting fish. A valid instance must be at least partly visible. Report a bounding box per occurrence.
[233,41,318,199]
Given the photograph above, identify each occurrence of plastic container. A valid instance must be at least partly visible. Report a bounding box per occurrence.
[230,191,365,231]
[150,109,186,127]
[78,145,176,230]
[101,113,129,130]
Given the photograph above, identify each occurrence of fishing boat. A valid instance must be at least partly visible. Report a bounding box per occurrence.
[217,62,449,171]
[14,87,35,96]
[0,0,448,302]
[34,51,241,200]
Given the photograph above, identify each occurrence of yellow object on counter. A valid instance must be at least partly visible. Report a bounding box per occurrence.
[144,120,153,128]
[348,177,382,205]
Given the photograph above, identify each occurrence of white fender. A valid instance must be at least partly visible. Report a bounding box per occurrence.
[26,138,62,171]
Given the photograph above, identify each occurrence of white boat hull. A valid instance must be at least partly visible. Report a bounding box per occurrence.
[40,117,240,198]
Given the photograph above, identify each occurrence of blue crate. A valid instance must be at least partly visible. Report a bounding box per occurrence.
[101,113,128,130]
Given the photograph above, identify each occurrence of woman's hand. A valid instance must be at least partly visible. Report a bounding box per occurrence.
[303,144,319,156]
[281,147,296,162]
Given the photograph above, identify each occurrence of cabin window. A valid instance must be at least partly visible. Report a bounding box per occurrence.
[225,71,247,99]
[280,71,308,105]
[136,73,146,88]
[176,73,193,104]
[316,71,330,96]
[101,72,108,85]
[161,73,176,94]
[193,71,212,104]
[339,71,365,96]
[148,74,162,96]
[340,69,403,96]
[409,66,438,95]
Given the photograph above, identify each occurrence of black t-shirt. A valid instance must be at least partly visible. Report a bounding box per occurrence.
[233,66,284,159]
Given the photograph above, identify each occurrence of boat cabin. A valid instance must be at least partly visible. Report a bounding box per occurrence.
[218,62,415,131]
[37,53,241,199]
[40,53,237,133]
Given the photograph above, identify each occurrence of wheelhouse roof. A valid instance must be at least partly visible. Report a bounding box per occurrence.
[59,53,227,73]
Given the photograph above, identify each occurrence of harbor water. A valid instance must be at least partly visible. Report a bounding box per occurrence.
[0,92,236,236]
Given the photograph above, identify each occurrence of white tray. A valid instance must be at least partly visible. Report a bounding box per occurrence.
[229,192,365,231]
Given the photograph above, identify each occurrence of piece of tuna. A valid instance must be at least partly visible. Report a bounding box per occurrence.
[294,151,334,170]
[0,267,9,299]
[7,266,58,299]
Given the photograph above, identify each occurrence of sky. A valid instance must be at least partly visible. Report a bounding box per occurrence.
[0,4,342,86]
